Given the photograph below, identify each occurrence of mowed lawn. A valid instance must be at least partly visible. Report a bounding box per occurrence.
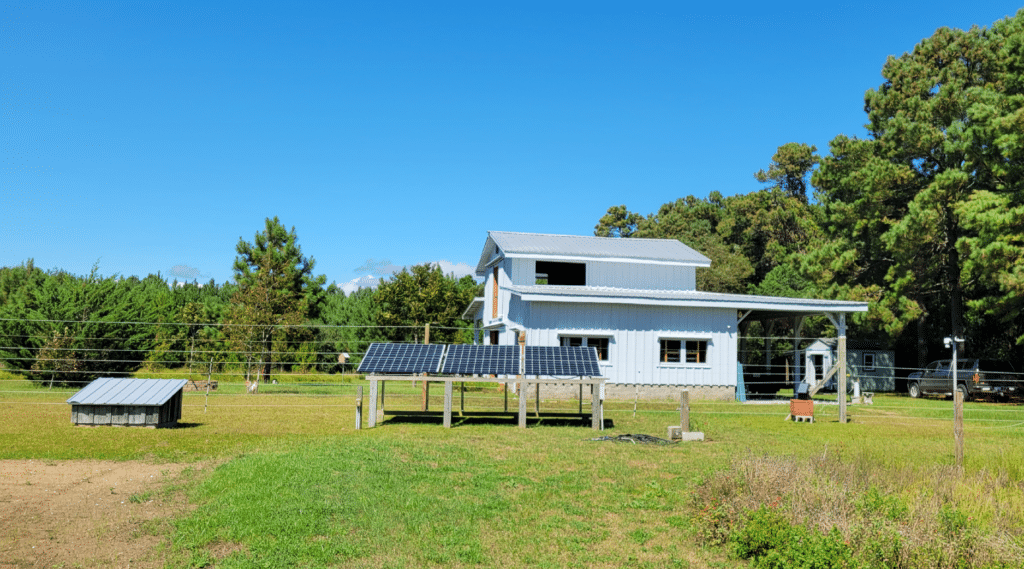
[4,379,1024,568]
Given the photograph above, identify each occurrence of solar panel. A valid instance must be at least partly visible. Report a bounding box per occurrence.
[441,345,520,376]
[357,343,445,374]
[524,346,602,377]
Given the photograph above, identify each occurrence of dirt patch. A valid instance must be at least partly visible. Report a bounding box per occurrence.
[0,460,204,569]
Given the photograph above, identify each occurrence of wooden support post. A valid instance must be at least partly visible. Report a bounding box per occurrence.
[591,384,601,430]
[518,330,527,428]
[503,382,508,412]
[443,380,453,428]
[422,324,430,411]
[535,383,540,417]
[954,390,964,468]
[579,384,583,416]
[838,314,848,424]
[355,385,363,430]
[680,390,690,432]
[518,382,528,428]
[460,382,465,414]
[368,380,378,428]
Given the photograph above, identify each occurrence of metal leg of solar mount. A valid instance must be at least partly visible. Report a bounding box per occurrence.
[443,380,453,428]
[368,380,378,428]
[535,383,540,417]
[518,382,528,428]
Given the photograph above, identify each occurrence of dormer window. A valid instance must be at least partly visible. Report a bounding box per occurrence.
[535,261,586,286]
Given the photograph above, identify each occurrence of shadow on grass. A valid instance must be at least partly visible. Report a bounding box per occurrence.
[167,422,203,429]
[378,415,615,429]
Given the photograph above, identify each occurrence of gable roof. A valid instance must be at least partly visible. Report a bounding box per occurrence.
[67,377,188,406]
[475,231,711,275]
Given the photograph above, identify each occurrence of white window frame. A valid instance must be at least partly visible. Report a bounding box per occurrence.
[863,352,876,371]
[658,338,710,367]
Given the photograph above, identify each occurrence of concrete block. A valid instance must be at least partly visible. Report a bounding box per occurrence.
[668,426,704,441]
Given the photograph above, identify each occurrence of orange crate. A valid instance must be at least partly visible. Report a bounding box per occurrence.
[790,399,814,417]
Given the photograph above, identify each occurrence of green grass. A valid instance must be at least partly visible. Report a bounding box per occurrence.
[3,380,1024,567]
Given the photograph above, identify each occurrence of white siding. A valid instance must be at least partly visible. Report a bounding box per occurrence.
[522,302,737,386]
[507,258,696,290]
[584,260,696,291]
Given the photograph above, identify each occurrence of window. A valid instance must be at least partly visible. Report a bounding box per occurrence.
[536,261,586,286]
[489,330,500,345]
[560,336,610,361]
[863,353,875,371]
[659,339,707,364]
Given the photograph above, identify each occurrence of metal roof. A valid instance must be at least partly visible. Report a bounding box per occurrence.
[504,284,869,314]
[475,231,711,275]
[67,378,188,406]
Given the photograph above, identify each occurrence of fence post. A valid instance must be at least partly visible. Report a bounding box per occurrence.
[954,390,964,468]
[680,390,690,432]
[422,323,430,411]
[355,385,363,430]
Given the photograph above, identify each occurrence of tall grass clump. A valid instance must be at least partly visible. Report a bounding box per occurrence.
[691,450,1024,568]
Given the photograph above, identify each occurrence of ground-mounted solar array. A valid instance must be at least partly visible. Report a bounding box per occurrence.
[358,343,602,377]
[357,343,445,374]
[524,346,602,377]
[441,345,520,375]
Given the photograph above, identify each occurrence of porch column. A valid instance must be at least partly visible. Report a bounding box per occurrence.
[793,317,804,394]
[838,314,847,423]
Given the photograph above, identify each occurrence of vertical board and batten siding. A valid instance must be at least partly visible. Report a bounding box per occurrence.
[508,258,697,291]
[583,260,696,291]
[522,302,737,387]
[67,378,186,427]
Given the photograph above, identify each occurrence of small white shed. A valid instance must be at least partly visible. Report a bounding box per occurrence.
[803,339,895,392]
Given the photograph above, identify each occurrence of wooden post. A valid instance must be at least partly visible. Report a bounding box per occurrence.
[680,390,690,432]
[503,382,508,412]
[460,382,465,414]
[518,382,528,428]
[443,380,453,428]
[355,385,363,430]
[518,330,527,428]
[535,383,540,417]
[368,379,378,428]
[422,324,430,411]
[837,314,848,424]
[204,361,212,414]
[954,390,964,468]
[591,383,601,430]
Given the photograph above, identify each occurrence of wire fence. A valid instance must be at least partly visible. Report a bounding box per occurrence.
[1,318,1022,431]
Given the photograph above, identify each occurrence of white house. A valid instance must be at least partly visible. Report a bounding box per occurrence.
[463,231,869,400]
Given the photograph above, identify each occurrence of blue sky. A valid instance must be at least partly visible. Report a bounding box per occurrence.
[3,1,1019,292]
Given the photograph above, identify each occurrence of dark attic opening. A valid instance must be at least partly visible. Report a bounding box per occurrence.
[535,261,586,286]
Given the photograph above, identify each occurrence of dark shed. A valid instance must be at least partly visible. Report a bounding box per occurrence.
[67,378,188,427]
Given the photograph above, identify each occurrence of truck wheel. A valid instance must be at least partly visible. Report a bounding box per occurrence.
[908,382,921,398]
[957,383,970,402]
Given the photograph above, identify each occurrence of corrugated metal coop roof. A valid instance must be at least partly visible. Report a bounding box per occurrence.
[476,231,711,274]
[67,378,188,406]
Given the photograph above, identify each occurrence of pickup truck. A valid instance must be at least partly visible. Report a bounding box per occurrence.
[907,359,1018,401]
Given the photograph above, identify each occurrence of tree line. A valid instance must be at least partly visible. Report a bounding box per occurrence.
[0,217,479,385]
[596,10,1024,369]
